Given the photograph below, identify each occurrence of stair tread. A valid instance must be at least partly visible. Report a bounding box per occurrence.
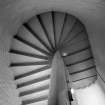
[19,84,49,96]
[11,65,49,76]
[10,61,49,67]
[11,38,46,56]
[10,49,49,60]
[22,93,48,104]
[63,48,92,65]
[14,35,51,56]
[67,58,95,73]
[38,12,55,48]
[63,21,84,44]
[10,53,47,63]
[25,100,48,105]
[15,65,51,79]
[16,68,51,84]
[17,75,50,88]
[59,14,76,45]
[61,39,90,56]
[54,12,65,47]
[27,16,52,50]
[18,26,50,53]
[63,30,87,46]
[18,79,50,93]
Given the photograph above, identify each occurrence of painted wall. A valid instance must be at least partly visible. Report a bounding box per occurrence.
[0,32,21,105]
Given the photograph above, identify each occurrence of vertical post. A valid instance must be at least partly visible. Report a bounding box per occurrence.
[48,51,68,105]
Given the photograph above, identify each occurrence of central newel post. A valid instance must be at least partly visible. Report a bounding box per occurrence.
[48,51,69,105]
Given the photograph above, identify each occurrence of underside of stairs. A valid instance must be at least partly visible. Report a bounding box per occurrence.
[9,11,97,105]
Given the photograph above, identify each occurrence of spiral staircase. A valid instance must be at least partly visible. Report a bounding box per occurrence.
[9,11,96,105]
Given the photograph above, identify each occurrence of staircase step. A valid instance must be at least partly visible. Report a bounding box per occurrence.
[71,67,96,82]
[17,75,50,88]
[18,79,50,93]
[27,16,52,50]
[11,65,49,76]
[10,53,47,63]
[23,23,53,53]
[15,65,51,79]
[18,26,50,53]
[67,58,95,74]
[11,38,46,56]
[59,14,76,46]
[10,49,49,60]
[10,61,49,67]
[19,84,49,96]
[22,94,48,105]
[64,31,88,46]
[54,12,65,47]
[14,35,51,56]
[21,90,49,101]
[37,12,55,49]
[16,68,51,84]
[61,39,90,56]
[63,48,92,65]
[63,21,84,44]
[25,100,48,105]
